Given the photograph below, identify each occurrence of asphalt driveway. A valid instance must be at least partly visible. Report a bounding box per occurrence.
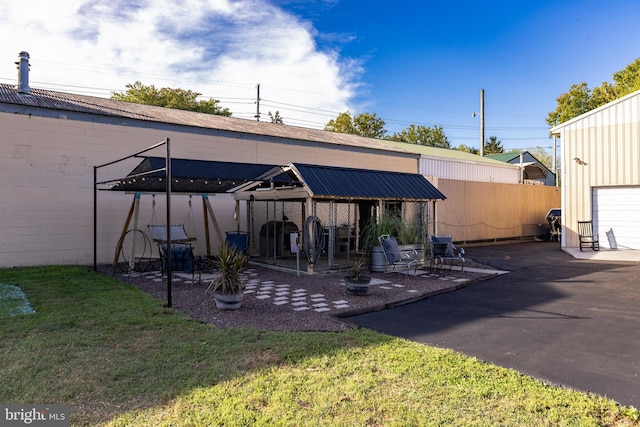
[347,242,640,409]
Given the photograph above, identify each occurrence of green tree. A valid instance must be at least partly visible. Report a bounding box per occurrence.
[324,112,387,138]
[546,58,640,127]
[508,147,554,170]
[590,81,618,107]
[612,58,640,96]
[546,82,593,127]
[456,144,480,155]
[484,136,504,154]
[268,111,284,124]
[387,124,450,148]
[112,81,232,116]
[525,146,554,170]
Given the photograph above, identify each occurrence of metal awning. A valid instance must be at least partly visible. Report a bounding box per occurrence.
[109,157,294,193]
[288,163,446,201]
[110,158,446,201]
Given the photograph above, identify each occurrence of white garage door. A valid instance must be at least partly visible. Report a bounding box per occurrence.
[592,186,640,250]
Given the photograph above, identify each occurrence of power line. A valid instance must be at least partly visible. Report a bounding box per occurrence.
[0,72,552,135]
[261,98,345,115]
[260,102,337,119]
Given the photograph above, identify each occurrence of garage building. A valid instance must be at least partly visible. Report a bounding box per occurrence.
[550,89,640,251]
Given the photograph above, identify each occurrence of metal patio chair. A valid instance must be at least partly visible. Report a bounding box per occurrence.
[429,234,465,271]
[378,234,420,277]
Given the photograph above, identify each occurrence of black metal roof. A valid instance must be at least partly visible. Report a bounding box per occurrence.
[110,157,293,193]
[109,158,445,200]
[290,163,446,201]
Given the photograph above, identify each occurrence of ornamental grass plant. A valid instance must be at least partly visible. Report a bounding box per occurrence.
[206,242,247,295]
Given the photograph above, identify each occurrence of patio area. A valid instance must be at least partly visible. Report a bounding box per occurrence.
[102,262,499,331]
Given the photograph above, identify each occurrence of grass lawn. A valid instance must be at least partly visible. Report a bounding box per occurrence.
[0,266,638,426]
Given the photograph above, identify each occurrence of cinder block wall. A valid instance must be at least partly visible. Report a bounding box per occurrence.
[0,112,417,267]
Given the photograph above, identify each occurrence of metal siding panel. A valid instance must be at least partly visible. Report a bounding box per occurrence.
[560,92,640,248]
[419,157,519,183]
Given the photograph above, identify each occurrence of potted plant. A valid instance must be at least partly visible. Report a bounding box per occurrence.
[344,256,371,295]
[206,242,247,310]
[365,214,426,272]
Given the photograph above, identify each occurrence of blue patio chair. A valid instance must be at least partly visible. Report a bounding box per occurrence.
[429,234,465,271]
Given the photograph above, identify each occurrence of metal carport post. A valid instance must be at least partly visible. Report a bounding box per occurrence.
[93,138,175,307]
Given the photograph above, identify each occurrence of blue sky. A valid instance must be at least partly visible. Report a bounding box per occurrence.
[281,0,640,151]
[1,0,639,153]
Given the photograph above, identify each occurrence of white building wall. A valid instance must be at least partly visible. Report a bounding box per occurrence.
[553,90,640,248]
[0,111,418,267]
[420,156,520,183]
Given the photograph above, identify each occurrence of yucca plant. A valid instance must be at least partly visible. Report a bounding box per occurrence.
[206,242,247,295]
[345,255,371,295]
[348,255,369,281]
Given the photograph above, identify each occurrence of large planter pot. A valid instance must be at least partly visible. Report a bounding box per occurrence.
[344,276,371,296]
[369,246,387,272]
[369,244,425,272]
[213,292,244,310]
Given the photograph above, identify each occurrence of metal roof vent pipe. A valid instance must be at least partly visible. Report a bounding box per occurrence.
[16,51,30,93]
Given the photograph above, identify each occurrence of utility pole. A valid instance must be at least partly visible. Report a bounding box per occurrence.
[480,89,485,157]
[255,83,261,121]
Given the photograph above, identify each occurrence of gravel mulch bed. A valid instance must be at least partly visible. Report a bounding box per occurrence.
[98,262,496,332]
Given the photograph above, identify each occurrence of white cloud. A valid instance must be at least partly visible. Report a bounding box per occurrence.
[0,0,360,127]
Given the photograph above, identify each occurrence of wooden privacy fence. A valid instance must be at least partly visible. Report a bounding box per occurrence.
[431,178,561,243]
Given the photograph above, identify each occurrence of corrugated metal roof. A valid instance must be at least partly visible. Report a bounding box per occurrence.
[485,153,521,163]
[0,84,528,168]
[381,139,514,165]
[0,84,412,155]
[0,84,528,183]
[110,158,446,200]
[290,163,446,201]
[110,157,292,193]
